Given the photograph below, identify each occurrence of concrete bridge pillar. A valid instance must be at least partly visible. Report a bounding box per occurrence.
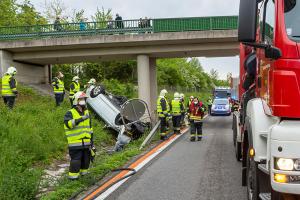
[149,58,157,118]
[137,55,158,119]
[0,50,49,84]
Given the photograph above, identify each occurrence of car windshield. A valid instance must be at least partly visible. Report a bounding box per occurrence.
[213,99,228,105]
[284,0,300,42]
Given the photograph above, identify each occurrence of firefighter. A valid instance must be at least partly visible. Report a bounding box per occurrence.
[69,76,81,107]
[186,96,194,124]
[232,100,239,112]
[189,97,206,141]
[157,89,169,140]
[170,92,184,134]
[187,96,194,109]
[52,71,65,106]
[180,93,186,126]
[207,97,213,115]
[85,78,97,98]
[1,66,18,109]
[64,91,94,180]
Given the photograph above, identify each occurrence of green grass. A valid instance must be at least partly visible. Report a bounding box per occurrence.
[0,84,154,200]
[0,85,69,200]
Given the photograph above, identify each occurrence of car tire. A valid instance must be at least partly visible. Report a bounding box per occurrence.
[90,85,105,98]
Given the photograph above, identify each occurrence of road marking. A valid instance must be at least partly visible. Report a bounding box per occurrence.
[84,127,189,200]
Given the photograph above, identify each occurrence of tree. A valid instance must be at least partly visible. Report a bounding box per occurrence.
[91,7,112,28]
[209,68,219,80]
[43,0,69,23]
[17,0,47,26]
[70,9,86,23]
[0,0,18,26]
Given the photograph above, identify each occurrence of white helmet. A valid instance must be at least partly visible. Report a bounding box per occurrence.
[88,78,96,84]
[72,76,80,82]
[73,91,87,105]
[180,93,184,98]
[7,66,17,75]
[190,95,194,99]
[160,89,168,97]
[174,92,180,98]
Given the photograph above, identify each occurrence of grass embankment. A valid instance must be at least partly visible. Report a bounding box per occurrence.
[0,85,150,200]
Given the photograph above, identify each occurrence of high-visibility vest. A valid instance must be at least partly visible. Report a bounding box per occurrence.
[69,82,80,99]
[190,106,204,121]
[1,74,17,96]
[171,99,181,116]
[52,78,64,94]
[64,108,92,148]
[157,97,169,117]
[208,99,213,105]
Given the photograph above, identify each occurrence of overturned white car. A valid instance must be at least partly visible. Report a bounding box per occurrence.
[86,85,150,151]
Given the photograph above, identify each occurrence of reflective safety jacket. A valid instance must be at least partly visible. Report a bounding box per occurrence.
[171,99,183,116]
[52,77,64,94]
[189,103,205,121]
[1,74,17,96]
[64,108,92,149]
[207,99,213,106]
[69,81,80,99]
[157,96,169,117]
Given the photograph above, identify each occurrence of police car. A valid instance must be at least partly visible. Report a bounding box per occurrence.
[211,98,231,116]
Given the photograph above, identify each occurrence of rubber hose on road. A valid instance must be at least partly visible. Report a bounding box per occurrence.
[68,168,136,200]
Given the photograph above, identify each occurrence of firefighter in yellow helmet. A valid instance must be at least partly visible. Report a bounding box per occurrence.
[1,66,18,109]
[170,92,184,134]
[52,71,65,106]
[157,89,169,140]
[69,76,81,107]
[64,91,94,180]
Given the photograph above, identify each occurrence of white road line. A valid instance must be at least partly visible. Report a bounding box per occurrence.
[95,129,188,200]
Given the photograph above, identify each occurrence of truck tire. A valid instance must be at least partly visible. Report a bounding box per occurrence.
[247,151,259,200]
[233,114,237,146]
[235,141,242,161]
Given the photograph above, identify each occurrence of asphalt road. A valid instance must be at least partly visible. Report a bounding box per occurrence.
[107,115,247,200]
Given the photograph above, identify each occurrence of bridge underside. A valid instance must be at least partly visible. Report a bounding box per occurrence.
[0,30,239,116]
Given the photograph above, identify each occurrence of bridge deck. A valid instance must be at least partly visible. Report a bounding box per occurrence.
[0,16,238,41]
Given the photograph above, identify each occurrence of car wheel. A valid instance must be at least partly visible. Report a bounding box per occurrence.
[90,85,105,98]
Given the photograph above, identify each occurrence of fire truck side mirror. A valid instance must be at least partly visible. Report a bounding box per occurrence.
[238,0,258,43]
[265,46,282,60]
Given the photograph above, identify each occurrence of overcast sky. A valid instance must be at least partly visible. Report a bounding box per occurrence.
[31,0,240,79]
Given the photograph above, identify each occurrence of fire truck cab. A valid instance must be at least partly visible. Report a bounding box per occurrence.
[233,0,300,199]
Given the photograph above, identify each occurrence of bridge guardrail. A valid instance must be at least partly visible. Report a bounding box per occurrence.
[0,16,238,41]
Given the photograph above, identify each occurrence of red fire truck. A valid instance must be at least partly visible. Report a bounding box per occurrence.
[232,0,300,199]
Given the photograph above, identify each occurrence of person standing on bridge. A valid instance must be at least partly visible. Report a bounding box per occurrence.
[170,92,184,135]
[54,17,63,31]
[69,76,81,107]
[1,66,18,109]
[64,91,94,180]
[157,89,169,140]
[52,71,65,106]
[115,14,124,29]
[189,97,206,141]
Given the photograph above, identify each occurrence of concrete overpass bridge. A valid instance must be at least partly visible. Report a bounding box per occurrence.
[0,16,239,112]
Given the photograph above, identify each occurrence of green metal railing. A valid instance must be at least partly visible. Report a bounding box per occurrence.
[0,16,238,41]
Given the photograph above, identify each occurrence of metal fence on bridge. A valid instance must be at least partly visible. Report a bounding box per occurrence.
[0,16,238,41]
